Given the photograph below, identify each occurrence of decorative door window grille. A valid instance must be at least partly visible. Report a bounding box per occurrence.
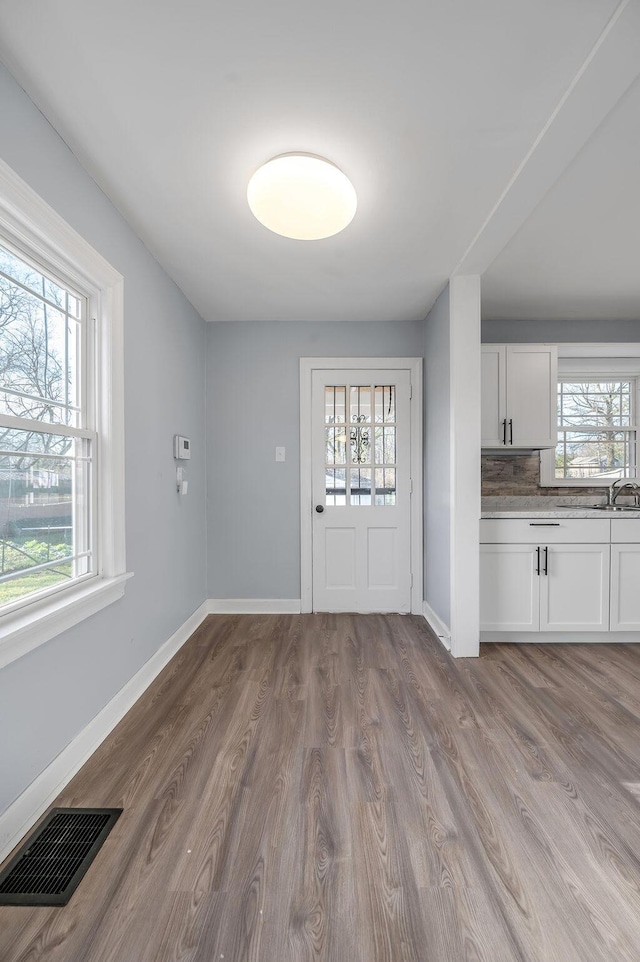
[325,384,397,506]
[350,418,370,464]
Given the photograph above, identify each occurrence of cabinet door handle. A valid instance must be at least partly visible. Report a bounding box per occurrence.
[529,522,560,526]
[502,419,507,445]
[543,546,548,576]
[536,546,541,576]
[509,418,513,444]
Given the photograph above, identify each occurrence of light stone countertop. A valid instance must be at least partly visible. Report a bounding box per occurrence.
[481,496,640,519]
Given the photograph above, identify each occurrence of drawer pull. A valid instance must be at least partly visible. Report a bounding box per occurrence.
[529,522,560,526]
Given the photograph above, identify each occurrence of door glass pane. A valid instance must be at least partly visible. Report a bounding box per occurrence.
[374,426,396,465]
[375,385,395,423]
[326,467,346,506]
[322,381,400,508]
[325,386,346,424]
[350,385,371,424]
[374,467,396,505]
[384,426,396,464]
[350,468,371,505]
[325,426,347,465]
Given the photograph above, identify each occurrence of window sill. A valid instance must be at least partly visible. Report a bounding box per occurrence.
[0,572,133,670]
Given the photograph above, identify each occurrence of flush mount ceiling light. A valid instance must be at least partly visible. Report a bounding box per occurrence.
[247,153,357,240]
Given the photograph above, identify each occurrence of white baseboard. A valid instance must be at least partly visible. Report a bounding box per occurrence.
[0,600,210,866]
[480,630,640,644]
[423,601,452,651]
[207,598,301,614]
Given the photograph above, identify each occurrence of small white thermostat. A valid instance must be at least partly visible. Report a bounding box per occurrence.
[173,435,191,460]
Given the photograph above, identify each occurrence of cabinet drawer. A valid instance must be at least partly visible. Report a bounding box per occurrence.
[611,519,640,543]
[480,518,610,544]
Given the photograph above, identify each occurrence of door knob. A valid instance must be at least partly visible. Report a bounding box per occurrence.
[315,504,324,513]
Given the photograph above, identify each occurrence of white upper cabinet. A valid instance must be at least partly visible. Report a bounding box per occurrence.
[481,344,557,449]
[480,346,506,446]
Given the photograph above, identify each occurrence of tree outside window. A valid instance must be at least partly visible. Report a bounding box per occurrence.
[554,380,636,481]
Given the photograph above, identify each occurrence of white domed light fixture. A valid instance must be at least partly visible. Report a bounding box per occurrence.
[247,153,357,240]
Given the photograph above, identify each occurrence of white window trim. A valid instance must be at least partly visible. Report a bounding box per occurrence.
[540,345,640,487]
[0,159,131,669]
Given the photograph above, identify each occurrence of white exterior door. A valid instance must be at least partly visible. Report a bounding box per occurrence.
[311,369,412,612]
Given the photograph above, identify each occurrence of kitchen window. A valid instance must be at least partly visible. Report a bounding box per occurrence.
[0,159,127,668]
[541,367,639,485]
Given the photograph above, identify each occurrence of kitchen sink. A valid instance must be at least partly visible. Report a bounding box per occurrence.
[587,504,640,512]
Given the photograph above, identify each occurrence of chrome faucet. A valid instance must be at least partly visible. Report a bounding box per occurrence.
[608,478,640,506]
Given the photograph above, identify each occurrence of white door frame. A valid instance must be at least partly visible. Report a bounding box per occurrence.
[300,357,423,615]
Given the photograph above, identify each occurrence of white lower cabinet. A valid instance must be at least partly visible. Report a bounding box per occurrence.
[539,544,610,631]
[480,544,540,631]
[609,521,640,631]
[480,542,609,632]
[480,519,613,635]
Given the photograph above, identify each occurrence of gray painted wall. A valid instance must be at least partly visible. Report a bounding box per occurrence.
[483,319,640,342]
[206,320,424,599]
[0,63,207,814]
[423,286,451,629]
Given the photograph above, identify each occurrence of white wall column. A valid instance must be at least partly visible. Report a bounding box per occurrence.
[449,275,481,657]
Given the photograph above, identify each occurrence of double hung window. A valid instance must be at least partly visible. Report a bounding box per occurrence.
[0,241,93,611]
[0,159,126,666]
[544,373,639,484]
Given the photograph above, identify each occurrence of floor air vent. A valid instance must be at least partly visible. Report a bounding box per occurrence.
[0,808,122,906]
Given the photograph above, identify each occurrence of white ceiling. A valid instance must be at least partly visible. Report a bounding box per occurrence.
[0,0,635,323]
[483,72,640,321]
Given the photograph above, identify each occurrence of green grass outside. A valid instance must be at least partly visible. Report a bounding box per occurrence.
[0,539,73,605]
[0,563,73,604]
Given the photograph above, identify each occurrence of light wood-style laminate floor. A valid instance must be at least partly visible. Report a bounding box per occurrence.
[2,614,640,961]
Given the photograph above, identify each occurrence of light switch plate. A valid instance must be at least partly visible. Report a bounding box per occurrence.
[275,446,286,462]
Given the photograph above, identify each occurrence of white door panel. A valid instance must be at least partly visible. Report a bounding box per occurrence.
[368,528,398,588]
[312,369,412,612]
[324,528,356,588]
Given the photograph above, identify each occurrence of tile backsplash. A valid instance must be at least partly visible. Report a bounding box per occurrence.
[481,453,606,498]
